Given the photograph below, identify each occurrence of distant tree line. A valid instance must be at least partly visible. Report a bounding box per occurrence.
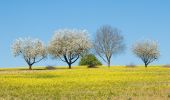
[11,25,160,70]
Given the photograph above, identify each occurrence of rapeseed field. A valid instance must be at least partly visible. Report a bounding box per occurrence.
[0,66,170,100]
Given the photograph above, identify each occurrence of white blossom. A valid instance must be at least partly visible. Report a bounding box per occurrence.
[132,40,160,67]
[12,37,47,69]
[48,29,91,68]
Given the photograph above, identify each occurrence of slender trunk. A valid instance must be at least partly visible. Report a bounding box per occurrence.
[108,62,110,68]
[108,60,111,68]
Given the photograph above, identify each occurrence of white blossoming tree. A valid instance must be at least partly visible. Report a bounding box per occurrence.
[12,38,47,70]
[132,40,160,68]
[48,29,91,69]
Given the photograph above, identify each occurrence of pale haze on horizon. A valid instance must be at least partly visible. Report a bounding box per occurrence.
[0,0,170,67]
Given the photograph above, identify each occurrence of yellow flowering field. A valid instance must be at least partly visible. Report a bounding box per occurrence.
[0,66,170,100]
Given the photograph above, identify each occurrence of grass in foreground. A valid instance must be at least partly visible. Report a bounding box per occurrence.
[0,66,170,100]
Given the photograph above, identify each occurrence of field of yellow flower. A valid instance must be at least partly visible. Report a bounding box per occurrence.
[0,66,170,100]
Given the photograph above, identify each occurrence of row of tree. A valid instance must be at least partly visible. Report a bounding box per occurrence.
[11,25,160,70]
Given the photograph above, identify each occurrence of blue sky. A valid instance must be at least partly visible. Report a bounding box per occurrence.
[0,0,170,67]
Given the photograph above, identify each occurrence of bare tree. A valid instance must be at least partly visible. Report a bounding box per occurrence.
[12,38,47,70]
[132,40,160,68]
[48,29,91,69]
[94,25,125,67]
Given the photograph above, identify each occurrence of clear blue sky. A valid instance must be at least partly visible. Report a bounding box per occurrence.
[0,0,170,67]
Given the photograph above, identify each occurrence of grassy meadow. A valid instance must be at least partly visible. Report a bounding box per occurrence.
[0,66,170,100]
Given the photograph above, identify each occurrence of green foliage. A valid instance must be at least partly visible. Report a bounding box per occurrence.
[79,54,102,68]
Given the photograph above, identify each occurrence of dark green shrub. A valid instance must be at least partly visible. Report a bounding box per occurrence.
[79,54,102,68]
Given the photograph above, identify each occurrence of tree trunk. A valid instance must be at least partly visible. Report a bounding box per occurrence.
[68,63,72,69]
[144,63,148,68]
[108,60,111,68]
[29,64,32,70]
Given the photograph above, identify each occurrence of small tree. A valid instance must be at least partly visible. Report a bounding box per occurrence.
[12,38,47,70]
[48,29,91,69]
[79,54,102,68]
[94,25,125,67]
[132,40,160,68]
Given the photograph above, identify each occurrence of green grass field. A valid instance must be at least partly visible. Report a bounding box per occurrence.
[0,66,170,100]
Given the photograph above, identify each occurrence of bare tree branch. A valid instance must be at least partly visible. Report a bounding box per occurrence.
[93,25,125,67]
